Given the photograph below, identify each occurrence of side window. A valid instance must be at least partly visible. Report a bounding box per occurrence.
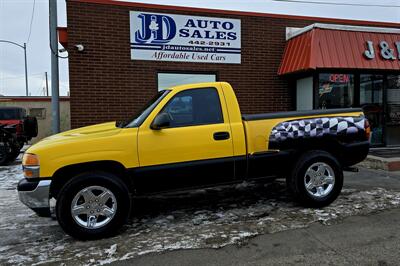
[161,88,223,127]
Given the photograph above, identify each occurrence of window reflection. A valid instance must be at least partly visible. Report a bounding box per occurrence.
[360,74,384,145]
[316,74,354,109]
[386,75,400,146]
[160,88,223,127]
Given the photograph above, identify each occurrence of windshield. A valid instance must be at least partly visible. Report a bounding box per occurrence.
[119,90,170,128]
[0,108,24,120]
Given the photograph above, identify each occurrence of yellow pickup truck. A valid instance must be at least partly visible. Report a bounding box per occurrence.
[18,82,370,239]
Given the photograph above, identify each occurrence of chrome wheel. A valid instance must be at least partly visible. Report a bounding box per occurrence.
[304,162,335,198]
[71,186,117,229]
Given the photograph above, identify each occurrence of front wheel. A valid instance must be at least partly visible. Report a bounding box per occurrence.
[56,172,131,240]
[0,142,10,165]
[287,150,343,207]
[7,144,22,162]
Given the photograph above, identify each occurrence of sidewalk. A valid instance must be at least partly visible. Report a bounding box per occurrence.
[359,148,400,171]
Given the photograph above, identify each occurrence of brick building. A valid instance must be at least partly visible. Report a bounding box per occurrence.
[65,0,400,146]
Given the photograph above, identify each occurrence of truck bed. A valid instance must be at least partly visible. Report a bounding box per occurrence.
[242,108,363,121]
[242,108,367,162]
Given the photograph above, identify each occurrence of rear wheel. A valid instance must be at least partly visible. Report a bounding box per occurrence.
[56,172,131,240]
[0,142,10,165]
[287,150,343,207]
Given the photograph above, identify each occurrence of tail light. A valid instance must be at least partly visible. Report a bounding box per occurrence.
[364,119,371,141]
[15,123,23,135]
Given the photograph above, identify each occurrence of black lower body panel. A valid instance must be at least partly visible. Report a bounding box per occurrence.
[129,157,237,194]
[247,150,293,178]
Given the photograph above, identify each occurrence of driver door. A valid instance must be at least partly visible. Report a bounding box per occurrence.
[136,87,234,193]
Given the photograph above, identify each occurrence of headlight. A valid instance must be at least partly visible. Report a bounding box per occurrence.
[22,153,40,178]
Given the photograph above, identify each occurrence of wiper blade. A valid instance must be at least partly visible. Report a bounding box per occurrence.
[115,120,126,128]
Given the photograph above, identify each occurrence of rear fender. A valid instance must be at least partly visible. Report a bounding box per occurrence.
[268,116,370,166]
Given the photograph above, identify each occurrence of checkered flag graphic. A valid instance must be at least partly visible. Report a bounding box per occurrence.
[269,116,366,142]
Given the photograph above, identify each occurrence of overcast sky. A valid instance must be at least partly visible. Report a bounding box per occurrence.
[0,0,399,96]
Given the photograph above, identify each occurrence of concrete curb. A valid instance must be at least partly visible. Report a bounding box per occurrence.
[358,155,400,171]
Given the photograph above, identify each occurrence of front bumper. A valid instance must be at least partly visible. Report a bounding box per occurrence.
[17,178,52,217]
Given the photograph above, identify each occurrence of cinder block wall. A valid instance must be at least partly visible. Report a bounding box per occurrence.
[66,0,396,128]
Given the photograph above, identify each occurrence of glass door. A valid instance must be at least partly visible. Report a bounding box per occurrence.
[386,75,400,146]
[360,74,384,146]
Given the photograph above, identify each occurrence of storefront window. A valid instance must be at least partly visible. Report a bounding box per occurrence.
[360,74,384,145]
[316,74,354,109]
[386,75,400,146]
[158,73,216,91]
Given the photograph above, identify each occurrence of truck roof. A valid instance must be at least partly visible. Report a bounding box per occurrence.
[165,82,228,91]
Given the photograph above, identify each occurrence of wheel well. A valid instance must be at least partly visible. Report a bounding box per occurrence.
[278,138,344,172]
[296,140,341,158]
[50,161,133,199]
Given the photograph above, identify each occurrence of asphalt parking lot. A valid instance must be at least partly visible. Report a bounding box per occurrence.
[1,160,400,265]
[118,208,400,266]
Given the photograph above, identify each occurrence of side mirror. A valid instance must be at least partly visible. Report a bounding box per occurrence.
[151,113,171,130]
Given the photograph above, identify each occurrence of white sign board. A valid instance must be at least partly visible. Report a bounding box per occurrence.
[130,11,241,64]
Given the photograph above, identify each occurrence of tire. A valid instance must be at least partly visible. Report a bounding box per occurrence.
[56,171,131,240]
[7,146,21,162]
[0,142,10,165]
[23,116,38,138]
[286,150,343,208]
[7,141,23,162]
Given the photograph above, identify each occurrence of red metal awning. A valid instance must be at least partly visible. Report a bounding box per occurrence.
[278,25,400,75]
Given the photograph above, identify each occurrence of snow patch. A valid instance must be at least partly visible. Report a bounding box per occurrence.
[1,162,400,265]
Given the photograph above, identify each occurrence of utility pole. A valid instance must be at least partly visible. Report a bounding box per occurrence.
[45,72,49,96]
[0,40,29,96]
[23,43,28,96]
[49,0,60,133]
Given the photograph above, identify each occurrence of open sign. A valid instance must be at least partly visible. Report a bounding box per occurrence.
[329,74,350,83]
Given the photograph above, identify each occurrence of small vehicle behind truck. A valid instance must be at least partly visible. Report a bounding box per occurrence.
[0,107,38,164]
[17,82,370,239]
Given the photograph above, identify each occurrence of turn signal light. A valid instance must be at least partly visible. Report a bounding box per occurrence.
[22,153,39,166]
[24,168,37,178]
[22,153,40,178]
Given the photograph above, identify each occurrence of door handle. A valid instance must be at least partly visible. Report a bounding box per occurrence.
[213,131,230,141]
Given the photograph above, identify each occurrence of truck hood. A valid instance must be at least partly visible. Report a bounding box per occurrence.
[32,122,122,148]
[60,122,119,136]
[26,122,139,177]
